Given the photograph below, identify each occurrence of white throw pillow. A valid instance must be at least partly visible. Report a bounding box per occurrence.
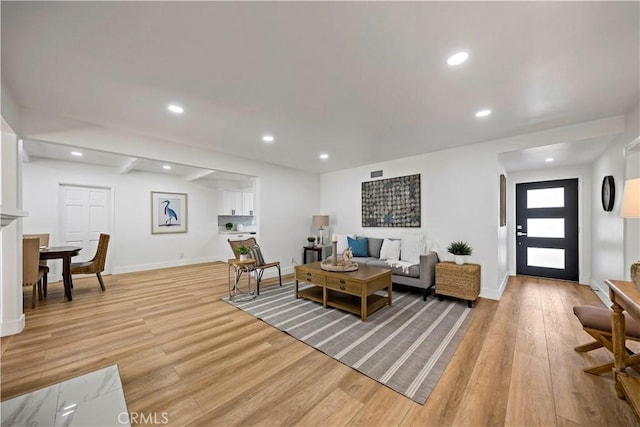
[379,238,401,261]
[400,233,425,264]
[336,233,355,255]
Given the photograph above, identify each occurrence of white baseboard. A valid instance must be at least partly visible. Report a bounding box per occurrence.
[112,257,295,279]
[1,314,25,337]
[479,271,510,301]
[111,256,219,275]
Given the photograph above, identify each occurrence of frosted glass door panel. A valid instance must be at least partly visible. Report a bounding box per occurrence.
[527,248,565,269]
[527,218,565,238]
[527,188,564,208]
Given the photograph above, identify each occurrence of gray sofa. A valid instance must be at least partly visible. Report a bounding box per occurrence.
[349,236,439,301]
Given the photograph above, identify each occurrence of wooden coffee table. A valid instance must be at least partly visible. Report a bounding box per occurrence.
[294,261,392,321]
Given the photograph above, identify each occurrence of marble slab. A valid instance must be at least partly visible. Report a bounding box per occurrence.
[1,365,129,427]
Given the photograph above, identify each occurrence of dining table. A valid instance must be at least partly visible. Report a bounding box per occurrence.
[39,246,82,302]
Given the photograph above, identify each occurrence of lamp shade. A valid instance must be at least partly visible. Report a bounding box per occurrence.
[621,178,640,218]
[312,215,329,227]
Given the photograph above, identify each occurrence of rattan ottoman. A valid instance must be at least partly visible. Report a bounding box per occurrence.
[435,261,480,308]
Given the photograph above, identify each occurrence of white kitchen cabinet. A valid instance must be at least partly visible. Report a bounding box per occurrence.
[242,192,254,215]
[220,190,254,215]
[220,190,243,215]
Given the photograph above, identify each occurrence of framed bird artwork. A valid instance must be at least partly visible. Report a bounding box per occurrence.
[151,191,188,234]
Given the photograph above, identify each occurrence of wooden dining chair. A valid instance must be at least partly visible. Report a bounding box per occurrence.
[70,233,110,291]
[23,233,50,295]
[23,237,45,309]
[228,237,281,295]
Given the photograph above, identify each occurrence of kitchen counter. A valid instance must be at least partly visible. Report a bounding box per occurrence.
[219,230,257,235]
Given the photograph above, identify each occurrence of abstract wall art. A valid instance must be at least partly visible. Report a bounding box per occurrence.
[362,174,421,227]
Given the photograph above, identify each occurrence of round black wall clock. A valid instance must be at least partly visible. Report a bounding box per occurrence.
[601,175,615,212]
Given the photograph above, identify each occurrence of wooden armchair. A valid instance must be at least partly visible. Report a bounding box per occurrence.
[70,233,110,291]
[23,237,45,309]
[228,237,281,295]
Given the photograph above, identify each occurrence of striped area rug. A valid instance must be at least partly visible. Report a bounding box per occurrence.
[225,283,472,404]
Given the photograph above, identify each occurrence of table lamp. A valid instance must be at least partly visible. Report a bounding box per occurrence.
[312,215,329,245]
[621,178,640,288]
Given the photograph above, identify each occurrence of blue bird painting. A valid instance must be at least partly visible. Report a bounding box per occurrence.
[162,200,178,225]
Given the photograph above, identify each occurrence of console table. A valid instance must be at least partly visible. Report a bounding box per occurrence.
[606,279,640,420]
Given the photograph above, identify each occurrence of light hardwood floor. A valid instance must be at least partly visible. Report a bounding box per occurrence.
[1,262,638,426]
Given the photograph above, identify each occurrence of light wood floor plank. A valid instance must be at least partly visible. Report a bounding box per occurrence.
[2,263,638,426]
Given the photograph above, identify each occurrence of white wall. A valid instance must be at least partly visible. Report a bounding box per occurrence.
[625,143,640,275]
[22,159,222,277]
[22,157,322,278]
[590,140,626,299]
[0,117,25,337]
[321,116,627,300]
[507,164,593,285]
[18,112,321,274]
[590,105,639,304]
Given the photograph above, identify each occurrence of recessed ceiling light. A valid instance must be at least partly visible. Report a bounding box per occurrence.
[71,151,83,157]
[447,51,469,66]
[162,165,172,170]
[262,135,275,143]
[475,109,492,118]
[319,153,329,160]
[545,158,554,163]
[168,104,184,114]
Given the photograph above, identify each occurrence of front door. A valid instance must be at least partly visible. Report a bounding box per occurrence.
[515,179,579,281]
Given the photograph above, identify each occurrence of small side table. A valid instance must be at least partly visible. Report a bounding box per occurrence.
[228,258,257,302]
[303,245,331,264]
[435,261,481,308]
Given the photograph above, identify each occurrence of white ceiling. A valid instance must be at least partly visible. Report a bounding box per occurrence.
[22,139,253,184]
[2,2,639,173]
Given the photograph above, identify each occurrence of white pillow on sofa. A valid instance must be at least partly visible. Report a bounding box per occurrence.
[400,233,425,264]
[379,238,401,261]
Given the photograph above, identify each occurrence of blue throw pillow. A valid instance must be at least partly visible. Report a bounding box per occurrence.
[348,236,368,257]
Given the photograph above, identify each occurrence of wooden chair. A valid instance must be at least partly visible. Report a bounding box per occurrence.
[228,237,281,295]
[70,234,110,291]
[573,305,640,375]
[23,233,50,295]
[23,237,45,309]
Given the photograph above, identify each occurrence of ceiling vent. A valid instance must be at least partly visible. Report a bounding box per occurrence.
[370,170,383,178]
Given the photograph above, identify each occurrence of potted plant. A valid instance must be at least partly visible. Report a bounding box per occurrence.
[234,245,251,261]
[225,222,233,230]
[447,241,473,265]
[307,236,316,247]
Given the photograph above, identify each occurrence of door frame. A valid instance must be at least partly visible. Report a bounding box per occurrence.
[507,173,588,284]
[57,182,115,278]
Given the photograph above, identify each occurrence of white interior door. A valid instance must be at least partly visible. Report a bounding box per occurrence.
[59,184,112,271]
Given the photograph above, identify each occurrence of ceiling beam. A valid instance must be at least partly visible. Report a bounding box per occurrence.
[186,169,215,182]
[120,158,140,174]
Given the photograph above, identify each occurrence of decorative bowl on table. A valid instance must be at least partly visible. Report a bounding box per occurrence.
[320,259,359,272]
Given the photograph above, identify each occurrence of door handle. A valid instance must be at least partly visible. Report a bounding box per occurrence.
[517,231,527,237]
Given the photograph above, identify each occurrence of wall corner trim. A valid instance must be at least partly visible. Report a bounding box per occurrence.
[1,314,25,337]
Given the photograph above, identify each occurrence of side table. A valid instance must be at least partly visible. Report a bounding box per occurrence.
[303,245,331,264]
[228,258,257,302]
[435,261,481,308]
